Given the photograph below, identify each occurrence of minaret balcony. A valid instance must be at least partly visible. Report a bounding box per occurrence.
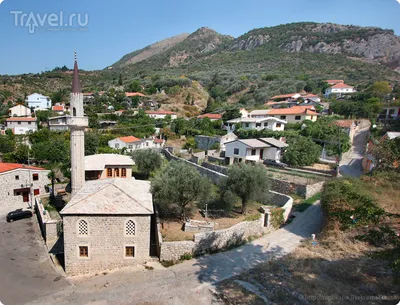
[66,116,88,128]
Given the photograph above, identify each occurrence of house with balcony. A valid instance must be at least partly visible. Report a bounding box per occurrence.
[378,105,400,121]
[6,117,37,134]
[225,138,288,164]
[324,83,356,98]
[48,116,69,131]
[266,106,318,123]
[26,93,52,110]
[225,117,286,132]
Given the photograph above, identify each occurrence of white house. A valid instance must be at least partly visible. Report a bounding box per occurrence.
[225,117,287,132]
[26,93,52,109]
[108,136,165,153]
[6,117,37,134]
[145,110,177,120]
[224,138,288,164]
[266,106,319,123]
[324,83,356,97]
[9,105,31,117]
[249,110,270,118]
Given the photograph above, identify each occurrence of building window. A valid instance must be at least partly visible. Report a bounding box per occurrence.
[245,123,250,128]
[107,168,112,177]
[78,219,88,235]
[295,116,301,121]
[115,168,120,177]
[234,148,239,155]
[28,122,31,125]
[280,116,286,120]
[264,122,268,127]
[32,173,39,181]
[79,246,88,257]
[276,123,282,128]
[125,246,135,258]
[15,175,19,180]
[146,142,149,147]
[121,168,127,178]
[255,123,261,127]
[128,144,133,149]
[125,220,136,235]
[310,116,314,120]
[34,189,40,195]
[18,122,21,125]
[251,149,256,155]
[115,143,120,149]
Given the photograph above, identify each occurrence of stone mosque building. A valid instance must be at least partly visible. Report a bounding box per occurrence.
[60,55,154,275]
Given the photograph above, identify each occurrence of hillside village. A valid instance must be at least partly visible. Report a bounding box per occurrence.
[0,21,399,305]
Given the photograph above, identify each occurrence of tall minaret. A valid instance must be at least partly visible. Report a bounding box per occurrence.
[67,52,88,195]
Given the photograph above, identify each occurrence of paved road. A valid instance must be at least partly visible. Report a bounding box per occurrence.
[28,203,323,305]
[0,207,69,305]
[339,120,371,177]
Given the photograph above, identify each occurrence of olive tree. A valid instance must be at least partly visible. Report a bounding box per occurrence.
[131,149,162,178]
[151,161,211,220]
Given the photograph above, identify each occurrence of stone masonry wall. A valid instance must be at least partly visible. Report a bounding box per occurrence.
[34,196,61,249]
[63,215,152,275]
[0,168,50,207]
[162,149,226,185]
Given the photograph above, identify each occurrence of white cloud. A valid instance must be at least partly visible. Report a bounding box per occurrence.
[0,0,4,4]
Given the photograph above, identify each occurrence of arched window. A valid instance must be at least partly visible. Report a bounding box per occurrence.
[121,168,127,178]
[73,107,77,117]
[78,219,88,235]
[107,168,112,177]
[125,220,135,236]
[115,168,120,177]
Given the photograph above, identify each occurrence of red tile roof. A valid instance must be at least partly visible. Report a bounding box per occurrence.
[145,110,176,115]
[118,136,141,143]
[125,92,146,97]
[267,106,319,116]
[197,113,222,120]
[154,138,164,143]
[325,79,344,84]
[6,117,36,122]
[0,163,46,174]
[330,83,353,89]
[52,105,64,111]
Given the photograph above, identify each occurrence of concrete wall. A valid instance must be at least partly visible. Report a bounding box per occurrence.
[63,215,152,275]
[195,136,220,150]
[0,168,50,207]
[270,179,324,199]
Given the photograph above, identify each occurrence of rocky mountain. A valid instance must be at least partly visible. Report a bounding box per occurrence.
[112,33,190,68]
[229,22,400,72]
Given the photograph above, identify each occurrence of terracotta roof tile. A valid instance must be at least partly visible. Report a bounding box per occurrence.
[118,136,141,143]
[197,113,222,119]
[0,162,46,173]
[330,83,353,89]
[267,106,319,116]
[6,117,36,122]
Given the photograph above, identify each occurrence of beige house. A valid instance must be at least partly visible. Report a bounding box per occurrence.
[60,178,154,275]
[85,154,134,180]
[267,106,318,123]
[9,104,32,117]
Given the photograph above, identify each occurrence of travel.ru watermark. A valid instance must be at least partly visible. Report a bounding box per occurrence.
[10,11,89,34]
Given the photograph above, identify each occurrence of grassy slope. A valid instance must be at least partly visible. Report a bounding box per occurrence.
[216,173,400,304]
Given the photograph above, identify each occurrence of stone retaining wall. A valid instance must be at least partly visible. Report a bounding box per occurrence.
[34,196,61,249]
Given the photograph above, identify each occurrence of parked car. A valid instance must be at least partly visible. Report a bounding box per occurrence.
[6,209,33,222]
[263,159,288,168]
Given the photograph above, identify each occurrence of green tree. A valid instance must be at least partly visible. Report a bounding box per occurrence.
[151,161,211,220]
[85,132,99,156]
[0,134,15,153]
[283,136,321,167]
[129,80,142,92]
[222,163,270,214]
[370,138,400,170]
[118,73,123,86]
[222,108,241,121]
[367,81,392,100]
[131,149,162,178]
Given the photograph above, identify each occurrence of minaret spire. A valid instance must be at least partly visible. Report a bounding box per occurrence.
[72,51,81,93]
[68,51,88,196]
